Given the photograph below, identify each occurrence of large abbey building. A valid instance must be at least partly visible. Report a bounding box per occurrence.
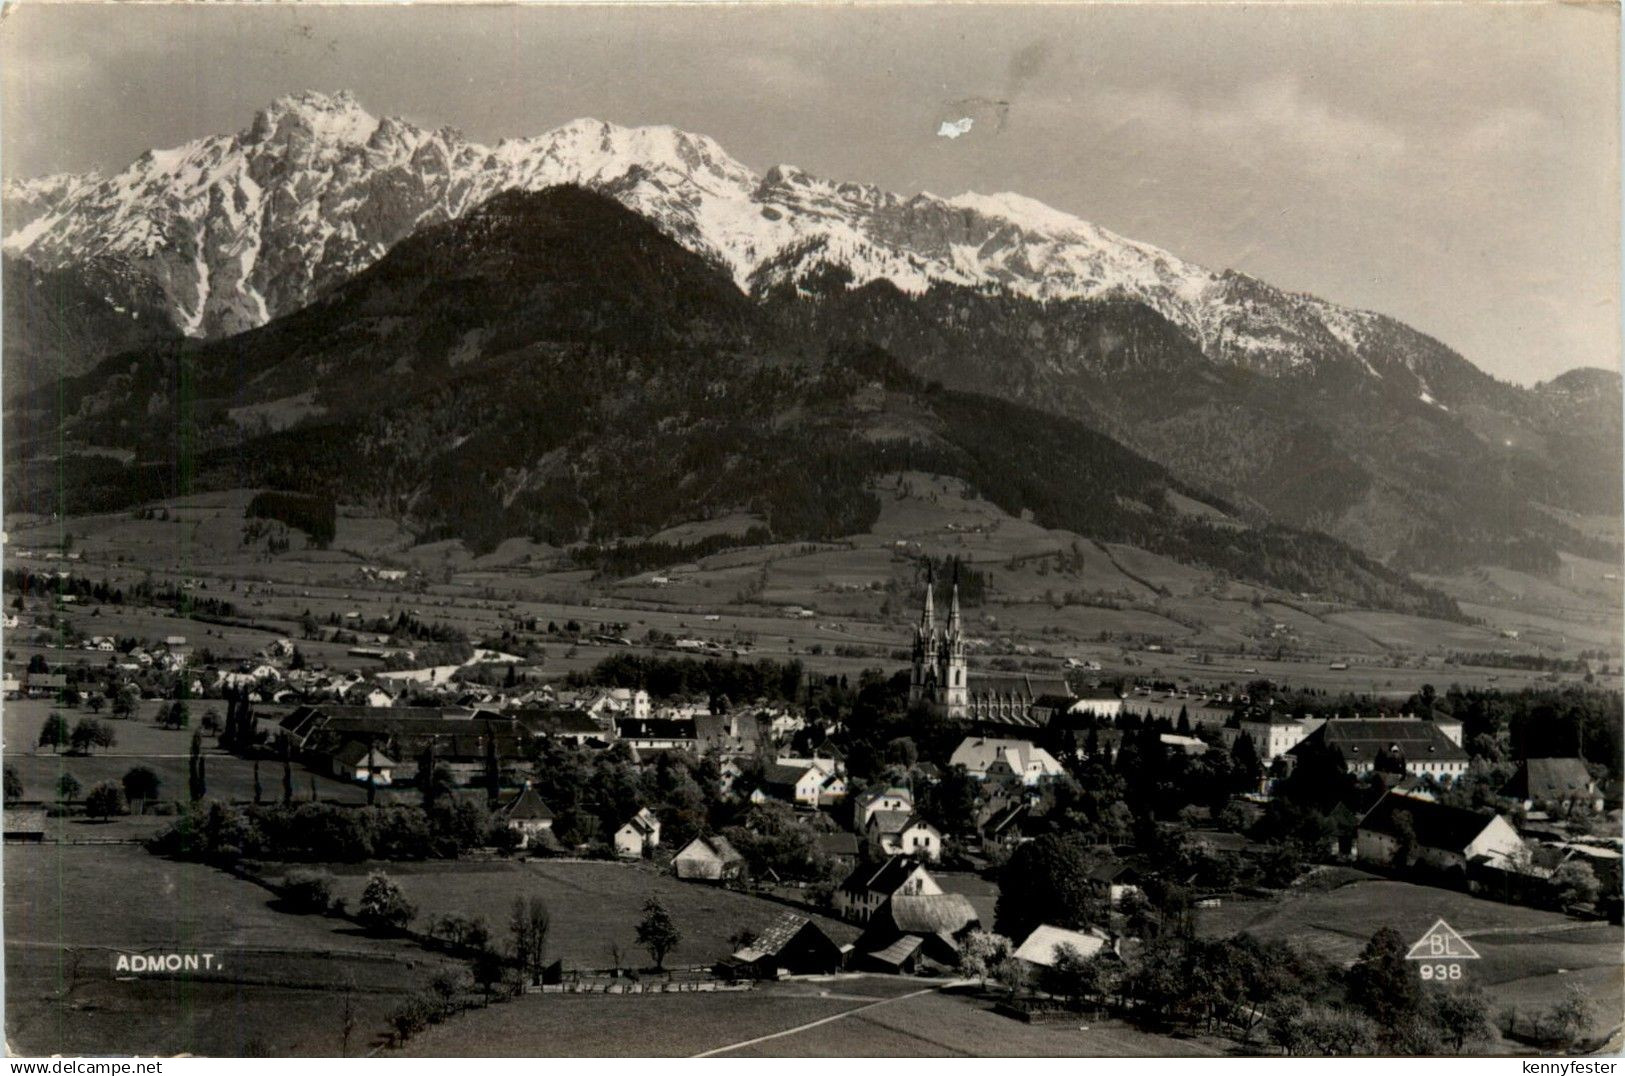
[907,576,1070,725]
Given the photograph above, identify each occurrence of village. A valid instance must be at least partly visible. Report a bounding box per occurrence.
[4,558,1621,1057]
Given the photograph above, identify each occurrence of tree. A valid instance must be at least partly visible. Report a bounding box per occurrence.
[111,686,138,722]
[3,765,22,805]
[38,712,69,753]
[70,717,114,754]
[509,895,552,986]
[1547,982,1597,1048]
[281,869,337,913]
[993,834,1098,940]
[253,760,264,805]
[1552,860,1600,908]
[281,736,295,805]
[636,897,681,970]
[470,947,506,1003]
[188,729,206,802]
[1347,927,1422,1038]
[1431,984,1494,1054]
[56,772,81,803]
[958,930,1011,987]
[339,975,358,1057]
[1042,943,1108,1004]
[358,872,416,934]
[122,765,161,808]
[87,694,104,715]
[84,782,127,819]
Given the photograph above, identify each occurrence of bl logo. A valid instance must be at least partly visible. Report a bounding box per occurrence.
[1405,918,1479,981]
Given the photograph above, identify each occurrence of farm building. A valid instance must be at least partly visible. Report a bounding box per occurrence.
[725,913,844,979]
[1012,924,1116,971]
[672,834,745,882]
[816,832,860,867]
[330,742,396,785]
[1355,791,1525,872]
[856,892,980,973]
[1501,758,1604,815]
[3,809,46,842]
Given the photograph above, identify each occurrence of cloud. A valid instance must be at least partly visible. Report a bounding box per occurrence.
[1085,77,1409,172]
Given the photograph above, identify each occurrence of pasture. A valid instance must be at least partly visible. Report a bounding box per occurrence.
[398,976,1225,1057]
[4,844,457,1057]
[316,858,861,971]
[1194,878,1625,1032]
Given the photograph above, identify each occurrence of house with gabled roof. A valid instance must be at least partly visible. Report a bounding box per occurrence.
[1501,758,1604,815]
[865,811,942,862]
[1012,924,1116,971]
[495,783,556,849]
[949,736,1066,786]
[331,742,396,785]
[855,892,980,973]
[672,834,745,882]
[725,912,844,979]
[856,786,913,828]
[833,855,941,924]
[613,806,662,858]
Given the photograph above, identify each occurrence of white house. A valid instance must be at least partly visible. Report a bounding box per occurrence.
[949,737,1066,786]
[332,742,395,786]
[613,807,662,858]
[833,856,942,923]
[866,812,942,861]
[857,786,914,828]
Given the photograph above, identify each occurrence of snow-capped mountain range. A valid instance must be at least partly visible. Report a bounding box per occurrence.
[4,90,1453,389]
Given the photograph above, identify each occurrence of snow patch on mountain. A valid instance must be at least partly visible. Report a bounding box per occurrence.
[1,91,1481,396]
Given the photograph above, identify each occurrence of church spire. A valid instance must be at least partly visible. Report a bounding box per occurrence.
[947,562,962,637]
[919,563,936,634]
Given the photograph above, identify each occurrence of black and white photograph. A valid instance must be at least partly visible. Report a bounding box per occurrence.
[0,0,1621,1059]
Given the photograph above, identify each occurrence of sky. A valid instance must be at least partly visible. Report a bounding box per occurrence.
[1,2,1617,385]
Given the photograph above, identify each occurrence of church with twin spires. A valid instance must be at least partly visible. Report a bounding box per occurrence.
[906,571,1071,724]
[908,571,970,719]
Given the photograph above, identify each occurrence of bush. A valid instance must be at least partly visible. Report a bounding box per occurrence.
[358,871,416,935]
[281,869,337,913]
[387,994,433,1043]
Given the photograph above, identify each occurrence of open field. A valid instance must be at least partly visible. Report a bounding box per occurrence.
[3,698,385,812]
[1194,878,1625,1032]
[398,976,1225,1057]
[10,478,1616,704]
[4,844,457,1056]
[317,858,861,970]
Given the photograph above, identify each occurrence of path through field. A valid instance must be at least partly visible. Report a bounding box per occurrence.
[692,983,948,1057]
